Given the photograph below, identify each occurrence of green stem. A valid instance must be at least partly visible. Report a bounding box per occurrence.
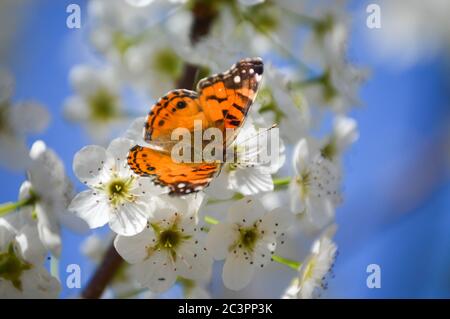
[0,196,36,217]
[206,193,244,205]
[272,254,301,271]
[273,177,291,187]
[204,215,219,225]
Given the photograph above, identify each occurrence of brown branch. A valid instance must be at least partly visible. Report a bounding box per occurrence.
[81,1,217,299]
[81,241,123,299]
[176,0,217,89]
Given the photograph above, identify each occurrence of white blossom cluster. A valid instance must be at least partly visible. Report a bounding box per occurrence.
[1,0,363,299]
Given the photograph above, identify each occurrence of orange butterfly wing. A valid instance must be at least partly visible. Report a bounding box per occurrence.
[128,145,219,195]
[197,57,263,144]
[128,58,264,195]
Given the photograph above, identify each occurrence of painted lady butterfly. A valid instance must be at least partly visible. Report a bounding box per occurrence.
[127,57,263,195]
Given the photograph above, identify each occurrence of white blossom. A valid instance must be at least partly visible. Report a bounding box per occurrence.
[114,196,212,293]
[206,197,293,290]
[207,121,285,199]
[69,137,166,236]
[289,138,341,229]
[0,219,60,298]
[282,225,337,299]
[64,65,129,143]
[12,141,87,257]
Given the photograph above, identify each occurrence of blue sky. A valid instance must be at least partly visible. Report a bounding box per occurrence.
[1,0,449,298]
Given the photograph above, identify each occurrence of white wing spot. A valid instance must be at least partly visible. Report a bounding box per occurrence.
[234,75,241,83]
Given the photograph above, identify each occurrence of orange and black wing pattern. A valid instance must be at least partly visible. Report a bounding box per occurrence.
[127,57,264,195]
[128,145,219,195]
[197,57,263,144]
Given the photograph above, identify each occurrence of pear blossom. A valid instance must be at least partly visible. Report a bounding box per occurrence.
[282,225,337,299]
[206,122,285,199]
[64,65,129,143]
[0,70,49,170]
[0,219,60,298]
[206,197,293,290]
[11,141,87,257]
[320,116,358,161]
[114,196,212,293]
[300,1,367,112]
[69,137,167,236]
[289,138,341,229]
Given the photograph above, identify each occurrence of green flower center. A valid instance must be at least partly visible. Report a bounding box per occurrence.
[152,48,182,79]
[88,88,119,122]
[0,243,32,291]
[238,227,259,251]
[106,178,133,206]
[159,229,182,249]
[149,221,191,261]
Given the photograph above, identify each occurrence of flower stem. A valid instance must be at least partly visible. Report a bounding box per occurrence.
[273,177,291,190]
[0,196,36,217]
[204,215,219,225]
[206,193,244,205]
[272,254,301,271]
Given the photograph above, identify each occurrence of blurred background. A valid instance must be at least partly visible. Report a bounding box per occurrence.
[0,0,449,298]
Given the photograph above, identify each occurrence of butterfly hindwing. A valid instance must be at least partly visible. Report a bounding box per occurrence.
[128,145,220,195]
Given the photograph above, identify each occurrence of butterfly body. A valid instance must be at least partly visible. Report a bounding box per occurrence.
[127,57,263,195]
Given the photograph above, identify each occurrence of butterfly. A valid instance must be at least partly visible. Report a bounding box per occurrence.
[127,57,263,195]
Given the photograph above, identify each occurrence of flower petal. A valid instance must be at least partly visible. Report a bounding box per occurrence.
[176,242,212,281]
[106,137,135,176]
[227,197,266,226]
[229,166,273,195]
[69,190,110,229]
[133,251,177,293]
[73,145,111,186]
[222,251,255,291]
[114,228,155,264]
[109,200,150,236]
[206,223,237,260]
[260,207,294,236]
